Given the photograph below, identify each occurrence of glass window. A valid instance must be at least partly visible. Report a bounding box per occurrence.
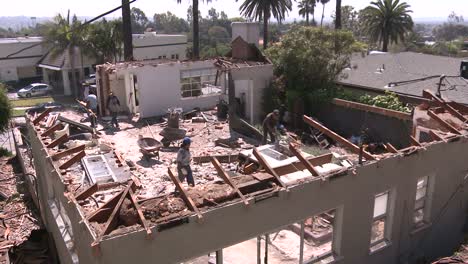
[370,191,390,252]
[413,176,429,227]
[180,68,220,98]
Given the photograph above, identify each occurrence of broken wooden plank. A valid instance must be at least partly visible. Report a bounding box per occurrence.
[252,148,288,190]
[193,154,238,164]
[46,134,69,149]
[332,98,412,121]
[59,150,86,170]
[102,183,133,236]
[167,168,202,220]
[88,190,125,223]
[41,123,63,138]
[51,145,86,161]
[75,183,98,201]
[303,115,375,160]
[210,157,249,206]
[447,101,468,115]
[128,189,153,237]
[274,153,333,176]
[288,143,322,178]
[58,115,97,133]
[423,90,467,122]
[32,108,52,125]
[410,136,422,147]
[427,110,462,135]
[385,143,399,153]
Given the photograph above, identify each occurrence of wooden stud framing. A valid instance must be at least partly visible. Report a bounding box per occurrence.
[128,189,153,237]
[303,115,375,160]
[288,143,322,179]
[59,150,86,170]
[167,168,202,220]
[423,90,467,122]
[41,123,63,138]
[385,143,399,153]
[410,136,422,147]
[427,110,462,135]
[252,148,288,190]
[32,108,52,125]
[47,134,69,149]
[75,183,98,201]
[210,157,249,206]
[51,145,85,161]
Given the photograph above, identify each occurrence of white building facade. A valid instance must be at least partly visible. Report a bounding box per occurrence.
[132,32,187,61]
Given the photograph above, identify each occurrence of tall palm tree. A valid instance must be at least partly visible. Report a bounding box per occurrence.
[362,0,413,52]
[176,0,212,59]
[335,0,342,29]
[298,0,316,26]
[237,0,293,49]
[319,0,330,27]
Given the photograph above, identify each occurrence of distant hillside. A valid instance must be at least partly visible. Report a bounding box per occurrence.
[0,16,95,30]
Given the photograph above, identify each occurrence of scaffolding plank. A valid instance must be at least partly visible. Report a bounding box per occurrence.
[210,157,249,206]
[41,123,63,138]
[252,148,288,190]
[288,143,322,178]
[75,183,98,201]
[59,150,86,170]
[427,110,462,135]
[303,115,375,160]
[47,134,69,149]
[128,189,153,237]
[32,108,52,125]
[167,168,202,220]
[51,145,86,161]
[385,143,399,153]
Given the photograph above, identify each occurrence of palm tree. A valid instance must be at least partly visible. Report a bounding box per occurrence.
[237,0,293,49]
[298,0,316,26]
[319,0,330,27]
[44,11,84,96]
[176,0,212,59]
[335,0,342,29]
[362,0,413,52]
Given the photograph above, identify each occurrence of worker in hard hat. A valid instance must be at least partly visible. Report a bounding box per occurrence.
[176,137,195,186]
[262,109,280,145]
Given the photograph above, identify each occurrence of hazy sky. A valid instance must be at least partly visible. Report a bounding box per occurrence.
[1,0,467,21]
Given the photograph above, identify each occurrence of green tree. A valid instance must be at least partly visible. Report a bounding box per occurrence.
[131,7,150,33]
[154,12,190,33]
[237,0,293,49]
[43,11,85,96]
[176,0,212,59]
[319,0,330,27]
[86,19,123,63]
[0,83,11,132]
[298,0,316,26]
[266,26,356,113]
[361,0,414,52]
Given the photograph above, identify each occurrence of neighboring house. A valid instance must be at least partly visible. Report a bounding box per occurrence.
[0,36,45,82]
[96,23,273,124]
[338,52,468,105]
[133,32,187,61]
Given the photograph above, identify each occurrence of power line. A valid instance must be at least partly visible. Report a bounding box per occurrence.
[6,0,137,58]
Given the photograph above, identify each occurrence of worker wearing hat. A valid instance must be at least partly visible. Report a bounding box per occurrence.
[262,109,280,144]
[176,137,195,186]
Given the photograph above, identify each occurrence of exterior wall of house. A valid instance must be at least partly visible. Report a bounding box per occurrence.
[26,115,468,264]
[0,37,44,81]
[132,32,187,61]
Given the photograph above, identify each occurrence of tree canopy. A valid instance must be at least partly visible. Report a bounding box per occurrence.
[0,84,11,132]
[361,0,413,52]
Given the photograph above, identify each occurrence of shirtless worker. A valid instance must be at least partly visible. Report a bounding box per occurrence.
[262,109,280,145]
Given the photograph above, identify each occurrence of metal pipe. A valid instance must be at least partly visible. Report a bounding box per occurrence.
[299,221,305,264]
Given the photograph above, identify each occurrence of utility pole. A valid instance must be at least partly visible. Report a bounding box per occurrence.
[122,0,133,61]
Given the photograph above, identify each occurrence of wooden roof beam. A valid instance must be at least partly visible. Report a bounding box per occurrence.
[47,134,69,149]
[51,145,85,161]
[128,188,153,238]
[59,150,86,170]
[252,148,288,190]
[288,143,323,180]
[423,89,467,122]
[410,136,422,147]
[167,168,202,220]
[41,123,63,138]
[385,143,399,153]
[32,108,52,125]
[303,115,375,160]
[210,157,249,206]
[427,110,462,135]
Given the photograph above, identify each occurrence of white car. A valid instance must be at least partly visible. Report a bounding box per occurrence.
[17,83,53,98]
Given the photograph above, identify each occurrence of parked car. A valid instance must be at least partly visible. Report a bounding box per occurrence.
[84,74,96,85]
[17,83,53,98]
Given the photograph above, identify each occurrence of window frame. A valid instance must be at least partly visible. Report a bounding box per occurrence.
[180,68,219,98]
[369,191,391,252]
[413,176,431,229]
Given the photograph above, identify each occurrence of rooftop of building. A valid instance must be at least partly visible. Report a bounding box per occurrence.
[338,52,468,104]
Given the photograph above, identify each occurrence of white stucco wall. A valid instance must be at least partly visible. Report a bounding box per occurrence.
[0,37,44,81]
[132,33,187,61]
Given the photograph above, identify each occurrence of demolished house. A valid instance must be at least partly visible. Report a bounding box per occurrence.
[16,81,468,264]
[95,22,273,124]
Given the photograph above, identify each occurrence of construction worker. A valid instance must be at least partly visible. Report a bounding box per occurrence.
[177,137,195,186]
[82,91,98,128]
[262,109,280,145]
[107,91,121,128]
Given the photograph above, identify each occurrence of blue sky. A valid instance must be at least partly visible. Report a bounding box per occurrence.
[1,0,467,21]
